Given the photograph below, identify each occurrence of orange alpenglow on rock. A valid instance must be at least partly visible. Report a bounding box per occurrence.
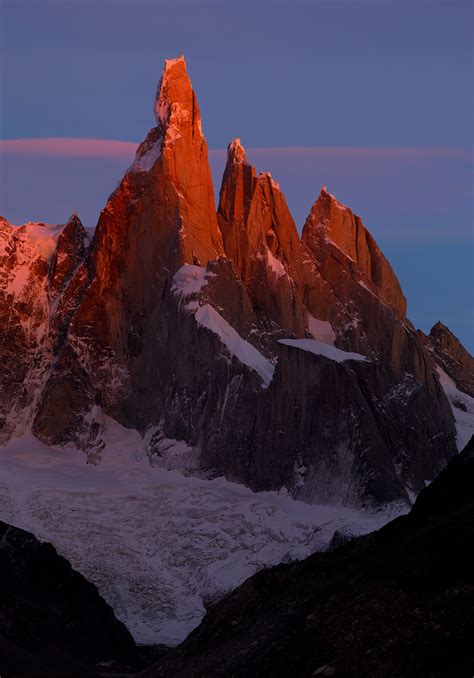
[151,54,224,266]
[92,54,223,288]
[217,137,310,335]
[302,186,407,317]
[1,55,464,511]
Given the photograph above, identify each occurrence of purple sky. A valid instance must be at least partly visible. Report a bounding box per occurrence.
[0,0,472,349]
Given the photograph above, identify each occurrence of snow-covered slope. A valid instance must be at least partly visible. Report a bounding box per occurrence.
[279,338,368,363]
[436,366,474,452]
[0,424,405,646]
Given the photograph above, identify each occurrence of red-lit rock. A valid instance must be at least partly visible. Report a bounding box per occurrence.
[0,57,462,508]
[303,187,406,316]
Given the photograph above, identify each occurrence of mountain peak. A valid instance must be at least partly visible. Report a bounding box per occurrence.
[258,171,280,191]
[227,138,248,165]
[153,54,202,141]
[426,321,474,397]
[163,54,186,71]
[302,187,407,317]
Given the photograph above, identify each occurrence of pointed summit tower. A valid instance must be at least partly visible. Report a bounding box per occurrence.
[302,186,407,317]
[34,56,225,443]
[93,55,223,285]
[217,138,310,335]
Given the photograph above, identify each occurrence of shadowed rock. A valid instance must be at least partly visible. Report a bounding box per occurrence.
[0,520,137,675]
[141,437,474,678]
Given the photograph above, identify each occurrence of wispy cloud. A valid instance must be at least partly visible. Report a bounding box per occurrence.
[1,137,470,161]
[1,137,472,349]
[1,138,472,242]
[0,138,138,158]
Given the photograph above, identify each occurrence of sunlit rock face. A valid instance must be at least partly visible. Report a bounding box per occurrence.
[420,321,474,397]
[33,55,225,447]
[301,187,438,390]
[0,56,463,508]
[217,138,310,338]
[304,186,406,316]
[0,216,90,442]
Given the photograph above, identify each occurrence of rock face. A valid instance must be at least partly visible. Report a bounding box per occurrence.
[0,56,463,509]
[421,321,474,397]
[31,56,226,448]
[303,187,406,316]
[0,520,137,675]
[143,437,474,678]
[0,216,89,443]
[217,139,309,337]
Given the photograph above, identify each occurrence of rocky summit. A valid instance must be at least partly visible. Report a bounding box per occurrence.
[1,56,472,509]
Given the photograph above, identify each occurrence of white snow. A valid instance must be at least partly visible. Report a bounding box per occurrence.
[172,264,213,299]
[436,365,474,452]
[195,304,275,387]
[308,315,336,345]
[20,222,64,257]
[2,222,63,297]
[279,338,368,364]
[266,250,287,279]
[172,266,273,387]
[0,425,405,646]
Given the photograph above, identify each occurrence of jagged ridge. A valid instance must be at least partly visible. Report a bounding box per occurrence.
[1,56,470,509]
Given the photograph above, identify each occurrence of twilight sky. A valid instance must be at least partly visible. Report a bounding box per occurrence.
[0,0,473,349]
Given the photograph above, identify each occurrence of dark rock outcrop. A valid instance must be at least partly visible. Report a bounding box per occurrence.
[47,213,90,299]
[0,520,137,676]
[143,437,474,678]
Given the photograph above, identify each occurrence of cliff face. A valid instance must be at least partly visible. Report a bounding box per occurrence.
[303,187,406,316]
[34,55,225,446]
[0,56,462,509]
[421,321,474,397]
[217,139,310,337]
[0,216,90,443]
[301,188,428,381]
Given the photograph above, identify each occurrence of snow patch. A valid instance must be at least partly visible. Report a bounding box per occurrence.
[436,365,474,452]
[2,222,63,296]
[172,266,274,387]
[172,264,214,301]
[279,338,368,364]
[195,304,275,387]
[20,222,64,256]
[266,250,287,279]
[308,315,336,345]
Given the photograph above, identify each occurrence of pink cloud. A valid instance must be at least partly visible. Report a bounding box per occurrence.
[1,138,470,162]
[0,138,138,158]
[1,138,471,242]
